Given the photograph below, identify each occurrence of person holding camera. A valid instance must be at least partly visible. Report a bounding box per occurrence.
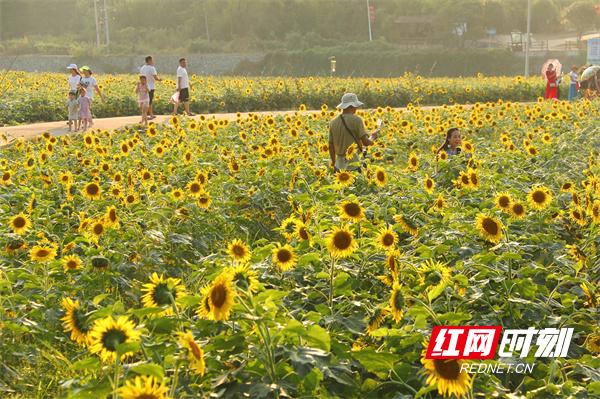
[328,93,381,173]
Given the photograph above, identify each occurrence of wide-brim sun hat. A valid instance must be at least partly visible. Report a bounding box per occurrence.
[67,64,78,69]
[337,93,364,109]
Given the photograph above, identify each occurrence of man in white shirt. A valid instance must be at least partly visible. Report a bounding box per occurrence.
[140,56,162,119]
[174,58,194,116]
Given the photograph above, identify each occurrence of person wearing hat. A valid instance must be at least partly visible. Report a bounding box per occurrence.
[67,64,82,92]
[79,66,105,126]
[328,93,380,173]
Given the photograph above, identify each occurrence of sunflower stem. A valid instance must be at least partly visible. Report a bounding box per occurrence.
[113,354,120,399]
[169,362,181,398]
[328,255,337,310]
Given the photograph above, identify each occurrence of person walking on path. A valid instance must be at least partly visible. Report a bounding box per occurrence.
[67,64,82,92]
[545,64,558,100]
[79,66,105,126]
[139,56,162,119]
[328,93,380,173]
[62,91,79,132]
[568,65,579,101]
[174,58,194,116]
[135,75,150,125]
[77,88,92,132]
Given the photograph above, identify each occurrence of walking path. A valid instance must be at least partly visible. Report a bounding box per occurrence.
[0,111,310,141]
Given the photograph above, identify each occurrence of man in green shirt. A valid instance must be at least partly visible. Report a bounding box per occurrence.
[328,93,381,172]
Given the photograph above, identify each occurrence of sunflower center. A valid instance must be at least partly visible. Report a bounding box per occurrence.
[109,210,117,222]
[532,191,546,204]
[93,224,104,235]
[498,196,510,208]
[86,184,99,196]
[276,249,292,263]
[426,180,433,189]
[410,158,417,166]
[232,245,245,256]
[189,340,202,359]
[36,249,49,258]
[101,328,128,352]
[433,359,461,380]
[461,175,470,184]
[338,172,350,182]
[343,203,361,217]
[481,218,498,235]
[333,231,352,250]
[377,171,385,181]
[573,210,582,220]
[382,233,395,247]
[211,284,227,308]
[190,183,201,193]
[67,260,78,269]
[513,204,524,214]
[13,217,26,228]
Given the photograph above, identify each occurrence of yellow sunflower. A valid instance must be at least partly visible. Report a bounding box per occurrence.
[496,192,511,211]
[228,263,260,293]
[509,202,527,219]
[589,200,600,224]
[366,307,389,335]
[187,180,203,197]
[60,297,90,345]
[8,213,31,235]
[389,282,404,323]
[408,151,419,171]
[325,226,357,258]
[271,243,297,271]
[462,140,474,154]
[227,238,252,263]
[424,176,435,194]
[197,191,212,209]
[62,255,83,272]
[176,330,206,376]
[339,201,365,222]
[104,206,120,228]
[82,182,102,200]
[141,272,186,316]
[433,193,446,212]
[119,375,169,399]
[88,316,141,363]
[394,214,419,236]
[29,243,58,263]
[374,167,388,187]
[88,219,106,239]
[476,214,503,244]
[345,143,358,160]
[561,181,574,192]
[527,186,552,210]
[376,226,398,251]
[203,272,236,321]
[335,169,355,187]
[569,207,587,227]
[421,346,473,398]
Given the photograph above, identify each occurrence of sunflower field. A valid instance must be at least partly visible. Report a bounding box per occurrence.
[0,71,547,125]
[1,96,600,399]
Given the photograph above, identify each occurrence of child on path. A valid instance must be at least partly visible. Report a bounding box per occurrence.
[77,88,92,132]
[135,75,150,125]
[62,91,79,132]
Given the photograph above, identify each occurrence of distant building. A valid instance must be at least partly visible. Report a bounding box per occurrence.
[394,15,440,46]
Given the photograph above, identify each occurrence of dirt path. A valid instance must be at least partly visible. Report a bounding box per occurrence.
[1,110,311,141]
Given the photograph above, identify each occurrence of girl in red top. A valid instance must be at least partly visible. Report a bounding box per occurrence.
[545,64,558,100]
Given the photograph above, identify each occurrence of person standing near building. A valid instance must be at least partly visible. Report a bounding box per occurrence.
[174,58,194,116]
[140,56,162,119]
[328,93,380,173]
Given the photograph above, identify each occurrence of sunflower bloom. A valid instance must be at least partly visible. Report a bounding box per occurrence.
[476,214,503,244]
[374,167,388,187]
[62,255,83,272]
[176,331,206,376]
[8,213,31,235]
[82,182,102,200]
[389,282,404,323]
[326,226,357,258]
[29,244,58,263]
[421,345,473,398]
[141,272,186,316]
[271,243,297,271]
[569,207,587,227]
[509,202,527,219]
[60,297,90,345]
[335,169,355,187]
[203,273,236,321]
[376,226,398,251]
[339,201,365,222]
[366,307,389,335]
[408,152,419,171]
[120,375,169,399]
[88,316,141,363]
[227,238,251,263]
[527,186,552,210]
[496,192,511,211]
[424,176,435,194]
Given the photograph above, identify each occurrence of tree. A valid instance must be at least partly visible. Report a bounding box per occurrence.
[562,1,597,44]
[531,0,561,33]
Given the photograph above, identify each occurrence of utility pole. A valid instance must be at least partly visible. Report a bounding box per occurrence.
[203,0,210,43]
[525,0,532,78]
[103,0,110,54]
[94,0,101,51]
[366,0,372,42]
